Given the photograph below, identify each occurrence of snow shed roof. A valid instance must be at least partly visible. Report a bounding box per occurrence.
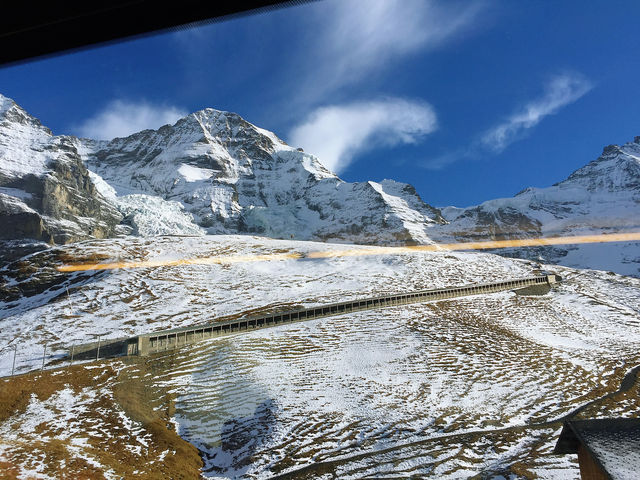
[554,418,640,480]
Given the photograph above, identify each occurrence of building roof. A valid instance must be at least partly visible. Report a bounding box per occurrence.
[554,418,640,480]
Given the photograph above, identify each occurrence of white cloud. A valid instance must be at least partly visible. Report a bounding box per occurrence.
[288,98,437,173]
[301,0,486,100]
[75,100,188,140]
[168,0,487,126]
[481,73,593,152]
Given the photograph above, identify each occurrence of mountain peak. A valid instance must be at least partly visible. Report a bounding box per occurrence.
[559,137,640,193]
[185,107,288,150]
[0,93,15,116]
[0,94,49,134]
[601,144,621,156]
[71,101,444,243]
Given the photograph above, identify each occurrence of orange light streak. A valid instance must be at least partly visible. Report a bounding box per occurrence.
[56,231,640,273]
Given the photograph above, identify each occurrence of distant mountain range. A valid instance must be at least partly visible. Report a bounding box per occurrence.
[1,93,638,275]
[438,139,640,275]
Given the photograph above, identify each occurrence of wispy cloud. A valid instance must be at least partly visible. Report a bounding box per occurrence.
[168,0,487,131]
[288,98,437,173]
[301,0,487,102]
[481,73,593,153]
[422,148,473,171]
[422,73,594,170]
[75,100,188,140]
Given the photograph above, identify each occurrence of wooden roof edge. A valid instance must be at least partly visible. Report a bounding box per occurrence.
[553,421,580,454]
[552,418,640,480]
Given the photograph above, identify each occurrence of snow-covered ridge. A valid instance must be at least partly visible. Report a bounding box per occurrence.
[78,104,445,243]
[1,92,639,274]
[560,140,640,192]
[439,137,640,276]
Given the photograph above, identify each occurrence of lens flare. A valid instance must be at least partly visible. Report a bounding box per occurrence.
[56,231,640,273]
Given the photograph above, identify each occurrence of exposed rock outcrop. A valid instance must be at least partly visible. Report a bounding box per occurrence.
[0,94,122,243]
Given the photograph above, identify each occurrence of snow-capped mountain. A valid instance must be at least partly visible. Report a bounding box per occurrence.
[81,108,445,243]
[439,139,640,275]
[1,92,638,275]
[0,94,121,244]
[0,94,445,245]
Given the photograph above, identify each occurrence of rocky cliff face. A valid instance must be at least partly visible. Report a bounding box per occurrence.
[0,94,122,244]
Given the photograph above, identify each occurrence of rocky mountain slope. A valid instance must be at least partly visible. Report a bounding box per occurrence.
[0,95,122,244]
[0,94,446,245]
[439,139,640,276]
[80,108,445,244]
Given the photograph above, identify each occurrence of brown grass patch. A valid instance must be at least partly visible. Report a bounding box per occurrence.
[54,251,112,265]
[0,366,110,423]
[0,361,203,479]
[0,459,21,479]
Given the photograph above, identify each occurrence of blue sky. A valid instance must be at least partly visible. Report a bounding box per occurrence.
[1,0,639,207]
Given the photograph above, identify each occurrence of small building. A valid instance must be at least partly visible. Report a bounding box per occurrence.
[554,418,640,480]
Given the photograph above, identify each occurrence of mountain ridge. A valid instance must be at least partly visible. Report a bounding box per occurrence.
[0,93,638,275]
[0,94,446,245]
[439,138,640,275]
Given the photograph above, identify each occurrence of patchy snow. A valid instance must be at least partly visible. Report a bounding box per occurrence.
[1,388,95,438]
[1,235,639,477]
[0,192,37,214]
[0,365,157,479]
[0,187,33,201]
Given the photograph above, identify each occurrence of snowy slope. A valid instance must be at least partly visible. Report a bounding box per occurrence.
[0,94,53,177]
[1,235,639,478]
[439,139,640,276]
